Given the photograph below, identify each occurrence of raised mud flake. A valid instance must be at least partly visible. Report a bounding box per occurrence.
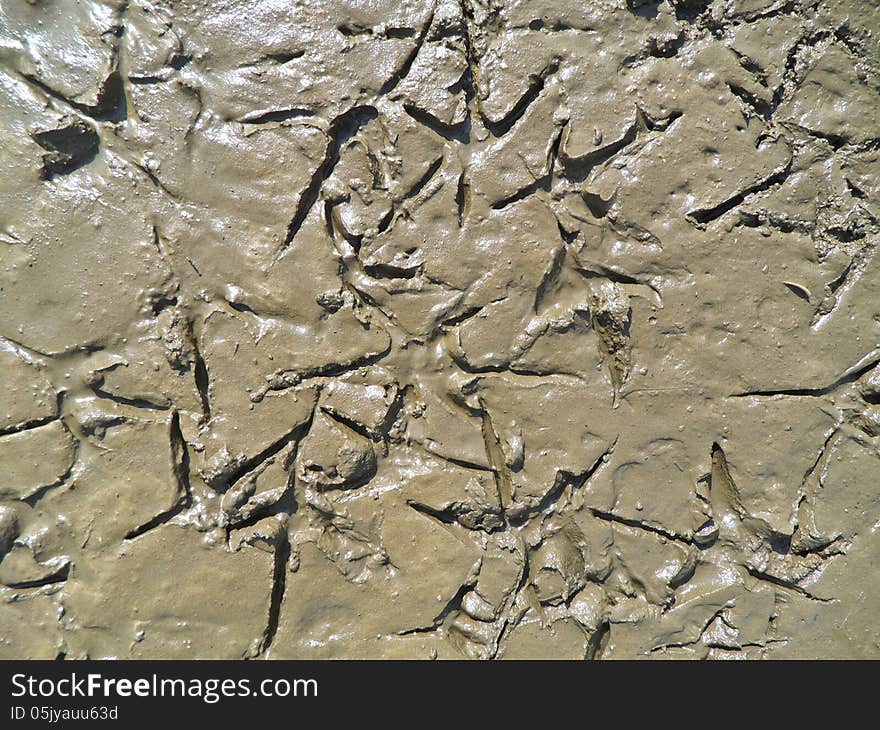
[0,171,169,355]
[37,413,190,550]
[609,524,695,607]
[448,279,607,382]
[82,336,204,416]
[179,115,329,242]
[295,410,378,491]
[527,529,589,605]
[402,463,505,533]
[469,375,616,508]
[500,616,592,660]
[592,48,792,235]
[405,382,492,471]
[319,379,399,439]
[804,435,880,548]
[0,349,57,435]
[0,505,18,559]
[765,527,880,659]
[199,303,391,405]
[276,106,380,259]
[304,491,392,584]
[194,308,381,488]
[0,545,70,589]
[779,44,880,147]
[198,399,316,496]
[647,580,777,658]
[60,524,275,659]
[600,438,703,540]
[718,396,839,535]
[271,492,481,659]
[0,592,62,659]
[220,444,295,528]
[1,0,121,113]
[0,420,75,501]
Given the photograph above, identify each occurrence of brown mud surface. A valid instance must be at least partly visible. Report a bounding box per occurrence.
[1,0,878,659]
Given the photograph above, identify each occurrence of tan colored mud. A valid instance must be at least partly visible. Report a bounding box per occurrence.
[1,0,878,659]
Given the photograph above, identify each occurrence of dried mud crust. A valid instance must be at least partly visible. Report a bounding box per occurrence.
[0,0,878,659]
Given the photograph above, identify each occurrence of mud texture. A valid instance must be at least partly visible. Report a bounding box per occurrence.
[1,0,879,660]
